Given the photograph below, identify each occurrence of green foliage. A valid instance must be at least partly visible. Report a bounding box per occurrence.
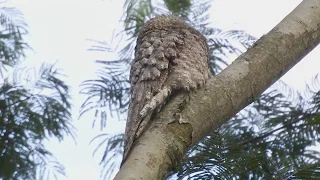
[79,0,320,179]
[170,84,320,179]
[0,5,28,76]
[164,0,191,18]
[90,133,124,180]
[80,0,257,179]
[80,0,255,130]
[0,63,75,180]
[0,4,74,180]
[80,58,130,129]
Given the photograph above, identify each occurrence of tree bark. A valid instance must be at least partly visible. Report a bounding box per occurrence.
[114,0,320,179]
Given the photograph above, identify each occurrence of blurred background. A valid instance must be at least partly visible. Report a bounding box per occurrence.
[2,0,320,180]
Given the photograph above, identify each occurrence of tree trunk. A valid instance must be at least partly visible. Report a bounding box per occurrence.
[114,0,320,179]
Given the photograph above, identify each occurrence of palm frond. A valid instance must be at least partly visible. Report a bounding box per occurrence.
[90,133,124,180]
[0,6,29,77]
[0,63,75,179]
[203,27,256,75]
[82,1,258,179]
[79,60,130,130]
[172,84,320,179]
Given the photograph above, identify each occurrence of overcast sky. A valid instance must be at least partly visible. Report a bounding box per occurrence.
[7,0,320,179]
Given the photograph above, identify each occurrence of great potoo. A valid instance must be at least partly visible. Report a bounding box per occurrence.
[122,15,210,165]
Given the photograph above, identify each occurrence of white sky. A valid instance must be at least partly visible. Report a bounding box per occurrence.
[6,0,320,179]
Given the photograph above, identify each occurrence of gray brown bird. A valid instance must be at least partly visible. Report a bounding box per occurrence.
[122,15,210,165]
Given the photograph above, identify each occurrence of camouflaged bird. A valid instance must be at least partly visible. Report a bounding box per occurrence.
[122,15,210,165]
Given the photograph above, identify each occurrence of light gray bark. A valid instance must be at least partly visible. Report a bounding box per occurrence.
[114,0,320,179]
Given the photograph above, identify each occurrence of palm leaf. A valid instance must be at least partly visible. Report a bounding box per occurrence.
[0,63,75,179]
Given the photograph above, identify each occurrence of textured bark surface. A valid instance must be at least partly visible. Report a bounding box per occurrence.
[115,0,320,179]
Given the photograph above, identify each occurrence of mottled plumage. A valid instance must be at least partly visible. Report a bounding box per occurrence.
[122,15,210,165]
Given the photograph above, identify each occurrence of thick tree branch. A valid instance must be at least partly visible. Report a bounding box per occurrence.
[115,0,320,179]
